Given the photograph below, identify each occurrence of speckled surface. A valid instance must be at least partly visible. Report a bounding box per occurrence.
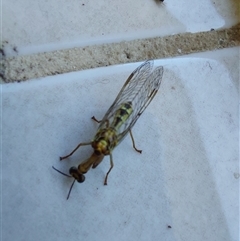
[1,24,240,83]
[1,0,240,83]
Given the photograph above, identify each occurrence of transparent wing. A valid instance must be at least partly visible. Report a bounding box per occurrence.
[98,60,164,143]
[116,65,164,142]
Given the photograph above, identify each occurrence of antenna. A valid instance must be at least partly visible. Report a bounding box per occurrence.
[52,166,75,199]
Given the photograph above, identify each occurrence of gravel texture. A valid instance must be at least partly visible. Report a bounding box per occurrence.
[0,23,239,83]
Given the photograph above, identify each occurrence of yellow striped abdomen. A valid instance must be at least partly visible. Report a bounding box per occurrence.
[110,101,133,130]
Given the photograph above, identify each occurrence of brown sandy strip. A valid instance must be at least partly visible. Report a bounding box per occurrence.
[0,23,239,83]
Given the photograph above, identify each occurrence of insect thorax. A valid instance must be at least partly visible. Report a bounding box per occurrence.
[92,128,118,155]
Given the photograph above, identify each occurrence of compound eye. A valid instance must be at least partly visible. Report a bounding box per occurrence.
[69,167,85,183]
[69,166,78,175]
[77,174,85,183]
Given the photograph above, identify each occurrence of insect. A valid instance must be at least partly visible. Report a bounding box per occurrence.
[52,60,164,199]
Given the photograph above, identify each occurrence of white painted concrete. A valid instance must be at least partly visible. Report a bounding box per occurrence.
[2,47,239,241]
[3,0,238,55]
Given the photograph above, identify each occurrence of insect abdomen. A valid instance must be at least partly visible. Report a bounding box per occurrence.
[111,102,133,130]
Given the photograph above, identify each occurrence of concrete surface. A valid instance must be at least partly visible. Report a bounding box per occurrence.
[2,48,239,241]
[1,0,240,83]
[3,0,238,55]
[1,0,239,240]
[1,25,240,83]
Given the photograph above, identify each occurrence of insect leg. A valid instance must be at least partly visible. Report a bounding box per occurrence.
[91,116,102,123]
[91,116,109,127]
[104,153,114,185]
[129,129,142,153]
[60,142,92,160]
